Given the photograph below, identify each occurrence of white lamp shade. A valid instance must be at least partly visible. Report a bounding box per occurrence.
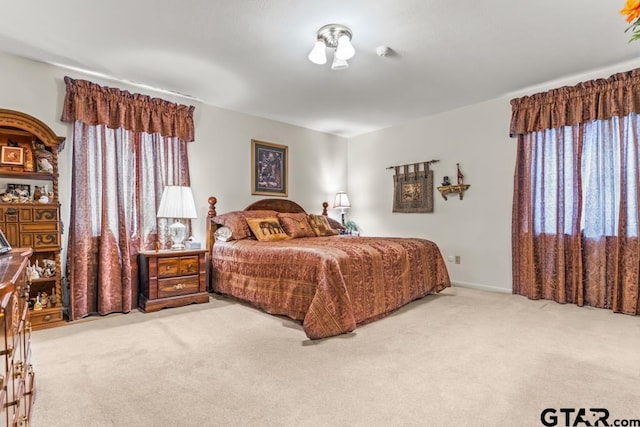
[308,40,327,64]
[335,35,355,60]
[333,191,351,209]
[157,186,197,219]
[331,56,349,71]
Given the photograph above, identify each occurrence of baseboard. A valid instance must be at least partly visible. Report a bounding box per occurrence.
[451,280,512,294]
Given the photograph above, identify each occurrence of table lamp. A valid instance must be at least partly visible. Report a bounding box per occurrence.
[156,186,197,250]
[333,191,351,226]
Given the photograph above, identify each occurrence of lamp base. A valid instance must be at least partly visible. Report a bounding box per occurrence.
[168,220,187,251]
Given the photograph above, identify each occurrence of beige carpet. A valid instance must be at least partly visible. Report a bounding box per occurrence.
[29,286,640,427]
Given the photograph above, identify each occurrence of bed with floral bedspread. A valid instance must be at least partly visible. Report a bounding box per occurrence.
[207,197,451,339]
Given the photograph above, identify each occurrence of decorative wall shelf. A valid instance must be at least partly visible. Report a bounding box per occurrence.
[437,184,470,200]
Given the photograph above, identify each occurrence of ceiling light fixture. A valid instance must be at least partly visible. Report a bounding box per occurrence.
[308,24,355,70]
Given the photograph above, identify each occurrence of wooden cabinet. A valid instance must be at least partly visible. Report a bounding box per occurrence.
[0,109,65,330]
[0,248,36,426]
[138,249,209,312]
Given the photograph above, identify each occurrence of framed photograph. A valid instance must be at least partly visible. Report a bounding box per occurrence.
[6,183,31,197]
[1,146,24,165]
[0,228,11,255]
[251,139,288,197]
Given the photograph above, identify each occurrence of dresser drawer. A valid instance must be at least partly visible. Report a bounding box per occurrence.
[30,308,64,327]
[157,276,200,298]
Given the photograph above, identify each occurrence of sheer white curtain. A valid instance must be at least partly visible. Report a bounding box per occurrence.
[68,123,190,320]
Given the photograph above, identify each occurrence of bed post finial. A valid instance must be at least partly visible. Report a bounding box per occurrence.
[208,196,217,218]
[322,201,328,216]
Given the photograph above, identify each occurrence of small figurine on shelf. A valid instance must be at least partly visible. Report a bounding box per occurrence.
[49,287,57,307]
[42,259,56,277]
[442,176,451,186]
[27,261,40,280]
[41,292,48,309]
[34,260,44,277]
[34,142,54,173]
[33,294,42,311]
[457,163,464,185]
[33,186,42,202]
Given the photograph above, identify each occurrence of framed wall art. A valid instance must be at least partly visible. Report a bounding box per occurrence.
[251,139,288,197]
[1,146,24,165]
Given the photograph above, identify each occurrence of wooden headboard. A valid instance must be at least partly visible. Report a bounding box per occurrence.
[244,198,307,213]
[206,196,330,254]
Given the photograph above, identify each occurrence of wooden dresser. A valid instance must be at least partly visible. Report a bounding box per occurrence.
[0,248,35,426]
[138,249,209,312]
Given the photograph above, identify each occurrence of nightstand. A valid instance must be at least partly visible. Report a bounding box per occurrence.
[138,249,209,312]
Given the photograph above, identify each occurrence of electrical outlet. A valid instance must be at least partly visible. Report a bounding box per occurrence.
[447,256,454,263]
[454,256,461,264]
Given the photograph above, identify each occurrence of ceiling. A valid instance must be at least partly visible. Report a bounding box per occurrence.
[1,0,638,137]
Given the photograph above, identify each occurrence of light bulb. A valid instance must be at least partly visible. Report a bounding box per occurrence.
[308,40,327,65]
[331,56,349,70]
[335,35,355,60]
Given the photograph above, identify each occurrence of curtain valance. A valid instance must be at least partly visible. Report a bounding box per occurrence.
[510,68,640,137]
[61,76,195,142]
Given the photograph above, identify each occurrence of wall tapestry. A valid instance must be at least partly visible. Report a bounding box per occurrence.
[391,161,436,213]
[251,139,288,197]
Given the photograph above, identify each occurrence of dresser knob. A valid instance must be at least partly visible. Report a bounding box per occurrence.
[174,283,184,290]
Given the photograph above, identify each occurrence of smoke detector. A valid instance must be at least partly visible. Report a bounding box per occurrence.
[376,46,391,57]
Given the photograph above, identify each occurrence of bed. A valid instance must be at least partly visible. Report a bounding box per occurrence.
[206,196,451,339]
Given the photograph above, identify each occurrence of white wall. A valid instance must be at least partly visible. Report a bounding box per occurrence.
[348,99,515,292]
[0,51,348,274]
[4,49,640,296]
[347,58,640,293]
[189,104,348,242]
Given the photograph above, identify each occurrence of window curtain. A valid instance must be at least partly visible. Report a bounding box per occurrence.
[61,77,194,320]
[511,69,640,315]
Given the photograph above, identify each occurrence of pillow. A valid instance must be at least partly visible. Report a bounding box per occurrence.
[214,226,233,242]
[308,214,339,236]
[211,209,279,240]
[246,217,290,242]
[211,211,249,240]
[325,216,346,231]
[277,213,316,238]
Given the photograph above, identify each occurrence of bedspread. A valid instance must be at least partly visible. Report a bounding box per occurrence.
[211,236,451,339]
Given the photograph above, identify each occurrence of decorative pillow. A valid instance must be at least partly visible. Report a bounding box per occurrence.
[211,209,279,240]
[211,211,250,240]
[325,216,346,232]
[214,226,233,242]
[277,213,316,238]
[246,217,290,242]
[308,214,339,236]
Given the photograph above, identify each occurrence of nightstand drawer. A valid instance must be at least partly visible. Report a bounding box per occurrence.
[179,256,199,275]
[157,276,200,298]
[157,258,180,278]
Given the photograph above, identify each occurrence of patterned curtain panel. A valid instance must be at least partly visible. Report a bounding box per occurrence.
[62,78,193,320]
[511,70,640,315]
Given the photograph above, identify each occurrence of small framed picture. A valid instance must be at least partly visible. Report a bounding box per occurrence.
[1,146,24,165]
[6,183,31,197]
